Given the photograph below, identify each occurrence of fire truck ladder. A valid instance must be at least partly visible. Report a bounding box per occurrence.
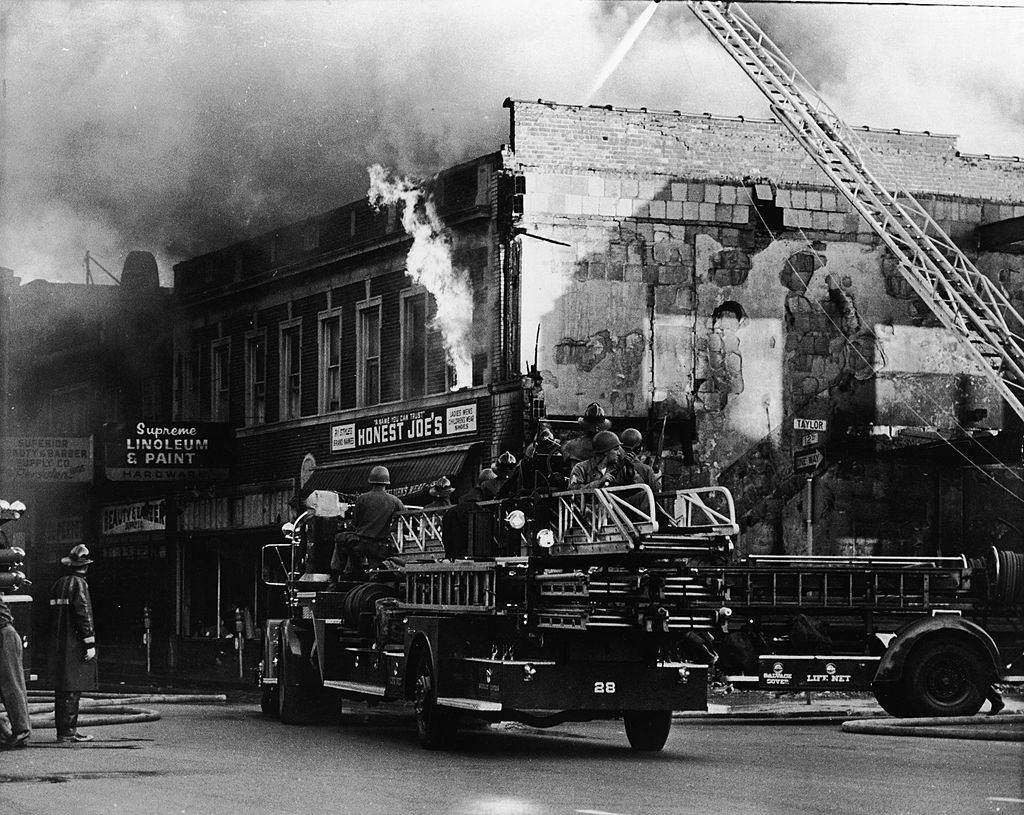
[688,1,1024,421]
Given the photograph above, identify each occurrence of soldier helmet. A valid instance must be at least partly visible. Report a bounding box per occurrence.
[368,465,391,485]
[61,543,93,567]
[495,451,518,475]
[620,427,643,452]
[592,430,621,455]
[429,476,454,497]
[477,468,498,486]
[578,401,612,430]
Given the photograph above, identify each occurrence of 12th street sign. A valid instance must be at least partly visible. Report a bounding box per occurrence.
[794,448,824,475]
[794,418,828,432]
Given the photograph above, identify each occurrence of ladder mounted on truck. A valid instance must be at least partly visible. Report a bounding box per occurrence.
[688,1,1024,421]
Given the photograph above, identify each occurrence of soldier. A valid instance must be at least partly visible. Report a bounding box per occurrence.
[50,544,97,744]
[0,592,31,750]
[331,466,405,578]
[569,430,639,489]
[620,427,660,492]
[561,402,612,465]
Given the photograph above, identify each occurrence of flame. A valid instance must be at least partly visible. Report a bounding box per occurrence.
[367,164,474,389]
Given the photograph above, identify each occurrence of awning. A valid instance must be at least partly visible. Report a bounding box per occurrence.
[298,443,482,506]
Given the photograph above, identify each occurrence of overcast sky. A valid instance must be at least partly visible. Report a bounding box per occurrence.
[1,0,1022,286]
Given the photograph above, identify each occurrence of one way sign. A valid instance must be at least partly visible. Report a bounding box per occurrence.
[794,448,824,475]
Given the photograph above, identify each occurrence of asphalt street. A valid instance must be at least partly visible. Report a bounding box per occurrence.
[1,697,1022,815]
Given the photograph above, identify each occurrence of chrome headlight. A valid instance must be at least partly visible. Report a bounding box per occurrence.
[505,510,526,530]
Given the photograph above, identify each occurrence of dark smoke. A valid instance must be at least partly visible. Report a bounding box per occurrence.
[1,1,1020,285]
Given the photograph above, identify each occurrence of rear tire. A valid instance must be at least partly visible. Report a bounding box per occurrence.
[278,631,319,725]
[905,639,985,717]
[412,650,456,750]
[260,684,280,717]
[623,710,672,752]
[872,684,912,718]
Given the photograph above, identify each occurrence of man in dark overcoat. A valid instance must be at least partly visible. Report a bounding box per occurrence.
[50,544,97,744]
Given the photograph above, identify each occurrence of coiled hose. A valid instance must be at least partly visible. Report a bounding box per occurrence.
[988,547,1024,606]
[21,691,226,731]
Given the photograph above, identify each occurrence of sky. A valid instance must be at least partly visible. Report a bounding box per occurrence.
[1,0,1022,286]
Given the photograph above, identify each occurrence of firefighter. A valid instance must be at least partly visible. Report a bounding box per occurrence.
[0,593,31,750]
[424,477,455,509]
[489,451,519,499]
[442,469,497,559]
[50,544,98,744]
[562,402,612,465]
[523,425,568,492]
[620,427,660,492]
[331,466,405,578]
[569,430,639,489]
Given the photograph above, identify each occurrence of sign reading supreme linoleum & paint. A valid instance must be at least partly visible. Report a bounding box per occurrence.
[104,422,232,482]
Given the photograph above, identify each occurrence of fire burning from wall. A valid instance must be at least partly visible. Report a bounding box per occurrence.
[367,164,474,388]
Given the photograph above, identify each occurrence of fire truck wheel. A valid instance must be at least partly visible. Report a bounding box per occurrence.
[905,639,985,717]
[871,684,912,719]
[278,631,318,725]
[413,650,456,750]
[623,710,672,751]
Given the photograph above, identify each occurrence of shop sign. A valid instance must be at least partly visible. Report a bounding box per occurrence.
[1,436,93,483]
[44,516,84,545]
[104,422,232,482]
[102,499,167,535]
[330,402,477,453]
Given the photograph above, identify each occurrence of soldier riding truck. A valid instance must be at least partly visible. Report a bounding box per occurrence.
[258,465,737,751]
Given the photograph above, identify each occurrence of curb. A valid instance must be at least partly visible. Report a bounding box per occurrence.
[674,708,889,723]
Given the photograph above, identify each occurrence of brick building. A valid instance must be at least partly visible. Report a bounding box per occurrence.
[172,100,1024,680]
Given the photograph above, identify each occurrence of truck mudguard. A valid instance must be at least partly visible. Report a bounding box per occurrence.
[874,615,1000,684]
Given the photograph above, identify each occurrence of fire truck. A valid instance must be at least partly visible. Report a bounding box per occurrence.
[710,550,1024,717]
[259,484,737,751]
[0,500,32,682]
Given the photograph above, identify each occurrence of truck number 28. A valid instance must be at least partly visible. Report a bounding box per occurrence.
[593,681,616,694]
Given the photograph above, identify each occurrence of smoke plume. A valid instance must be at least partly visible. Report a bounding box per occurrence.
[1,1,1020,285]
[367,164,474,388]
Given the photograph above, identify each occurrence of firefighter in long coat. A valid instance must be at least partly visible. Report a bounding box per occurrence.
[50,544,97,744]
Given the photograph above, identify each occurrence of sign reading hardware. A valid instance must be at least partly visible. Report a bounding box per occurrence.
[331,403,477,452]
[104,422,232,482]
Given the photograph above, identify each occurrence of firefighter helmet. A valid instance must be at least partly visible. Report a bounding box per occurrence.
[578,401,612,430]
[429,476,454,497]
[495,451,518,475]
[592,430,621,455]
[477,468,498,486]
[620,427,643,452]
[61,543,93,567]
[368,465,391,485]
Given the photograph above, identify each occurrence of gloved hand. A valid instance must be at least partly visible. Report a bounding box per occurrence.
[84,647,96,662]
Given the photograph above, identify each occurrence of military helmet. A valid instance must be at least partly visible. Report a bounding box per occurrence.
[592,430,621,455]
[368,465,391,485]
[578,401,612,430]
[620,427,643,452]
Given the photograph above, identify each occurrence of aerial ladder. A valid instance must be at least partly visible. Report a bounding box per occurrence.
[687,1,1024,422]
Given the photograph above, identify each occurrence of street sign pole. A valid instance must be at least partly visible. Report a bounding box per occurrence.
[806,476,813,555]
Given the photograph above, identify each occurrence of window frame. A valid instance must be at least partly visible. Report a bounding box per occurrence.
[318,307,344,414]
[210,339,231,422]
[279,318,303,420]
[245,329,267,426]
[356,296,382,408]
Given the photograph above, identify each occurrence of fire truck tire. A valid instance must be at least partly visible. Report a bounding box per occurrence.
[623,710,672,752]
[905,639,985,718]
[871,684,912,719]
[278,633,319,725]
[412,650,456,750]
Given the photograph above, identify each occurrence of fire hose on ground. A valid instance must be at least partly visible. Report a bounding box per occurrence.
[14,690,227,731]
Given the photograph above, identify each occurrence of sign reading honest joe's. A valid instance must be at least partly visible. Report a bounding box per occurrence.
[104,422,232,482]
[331,402,477,452]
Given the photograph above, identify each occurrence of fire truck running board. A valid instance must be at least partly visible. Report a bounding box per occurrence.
[323,679,387,697]
[436,697,503,712]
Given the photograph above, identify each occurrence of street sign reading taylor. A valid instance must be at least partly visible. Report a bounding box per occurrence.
[104,422,232,482]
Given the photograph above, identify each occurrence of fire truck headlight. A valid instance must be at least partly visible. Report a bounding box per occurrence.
[9,501,26,513]
[281,521,295,538]
[536,529,555,549]
[717,607,732,622]
[505,510,526,530]
[0,500,9,511]
[677,667,691,685]
[522,663,537,682]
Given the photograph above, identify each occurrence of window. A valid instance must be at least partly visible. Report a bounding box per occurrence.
[357,299,381,407]
[246,332,266,425]
[319,309,343,413]
[280,321,302,420]
[211,340,230,421]
[401,289,448,398]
